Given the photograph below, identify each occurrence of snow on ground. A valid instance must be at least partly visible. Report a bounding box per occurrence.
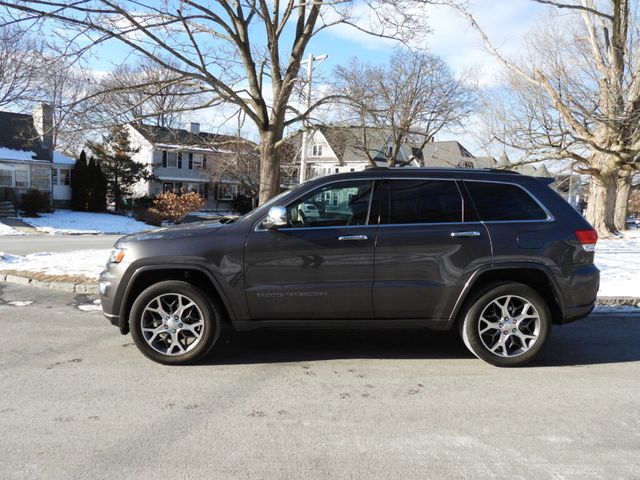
[0,249,110,279]
[23,210,152,235]
[595,229,640,297]
[0,222,24,236]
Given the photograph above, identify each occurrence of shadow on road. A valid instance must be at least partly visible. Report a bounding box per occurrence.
[202,315,640,367]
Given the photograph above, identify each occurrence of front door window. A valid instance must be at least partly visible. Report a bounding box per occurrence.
[285,180,374,228]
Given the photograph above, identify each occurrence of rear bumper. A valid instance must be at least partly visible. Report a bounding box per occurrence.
[559,263,599,324]
[560,301,596,324]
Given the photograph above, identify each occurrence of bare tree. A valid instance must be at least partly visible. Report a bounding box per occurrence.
[1,0,430,204]
[94,58,205,129]
[333,48,474,166]
[206,113,299,207]
[0,26,41,108]
[34,60,95,155]
[454,0,640,236]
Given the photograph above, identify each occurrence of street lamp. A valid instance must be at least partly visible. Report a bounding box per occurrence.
[298,53,328,184]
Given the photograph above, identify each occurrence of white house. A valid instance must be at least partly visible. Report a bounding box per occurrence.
[294,127,485,182]
[0,103,75,213]
[127,122,245,211]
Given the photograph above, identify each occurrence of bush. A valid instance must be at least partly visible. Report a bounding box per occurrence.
[151,191,206,223]
[135,207,166,227]
[20,189,51,217]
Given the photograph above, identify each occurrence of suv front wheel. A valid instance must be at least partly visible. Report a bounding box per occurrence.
[129,280,221,365]
[460,282,551,367]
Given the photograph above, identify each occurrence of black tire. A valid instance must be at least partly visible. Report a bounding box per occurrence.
[129,280,221,365]
[459,282,551,367]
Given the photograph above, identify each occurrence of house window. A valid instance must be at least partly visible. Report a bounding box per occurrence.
[312,144,323,157]
[0,171,11,187]
[192,153,204,169]
[58,169,70,186]
[166,152,178,168]
[163,182,174,193]
[15,170,29,187]
[217,183,238,200]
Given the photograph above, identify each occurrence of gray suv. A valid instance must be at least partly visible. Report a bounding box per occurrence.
[100,168,600,367]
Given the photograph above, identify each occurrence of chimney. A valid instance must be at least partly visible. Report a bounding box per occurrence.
[33,103,54,159]
[189,122,200,134]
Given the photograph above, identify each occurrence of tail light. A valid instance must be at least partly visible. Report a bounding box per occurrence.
[575,229,598,252]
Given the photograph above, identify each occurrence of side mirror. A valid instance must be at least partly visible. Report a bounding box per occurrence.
[263,206,287,230]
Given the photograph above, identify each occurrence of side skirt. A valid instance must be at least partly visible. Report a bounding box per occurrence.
[232,318,450,332]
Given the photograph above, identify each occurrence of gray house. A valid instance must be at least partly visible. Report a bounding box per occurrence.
[0,103,75,215]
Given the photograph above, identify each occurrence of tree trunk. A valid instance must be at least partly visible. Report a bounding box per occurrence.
[258,128,283,205]
[585,171,618,237]
[614,169,633,231]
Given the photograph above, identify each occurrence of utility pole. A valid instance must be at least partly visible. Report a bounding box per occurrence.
[298,53,328,184]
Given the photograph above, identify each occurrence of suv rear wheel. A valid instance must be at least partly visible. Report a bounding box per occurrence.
[129,280,221,365]
[460,282,551,367]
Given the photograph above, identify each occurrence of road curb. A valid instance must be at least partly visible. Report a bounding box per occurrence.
[596,296,640,307]
[0,273,99,295]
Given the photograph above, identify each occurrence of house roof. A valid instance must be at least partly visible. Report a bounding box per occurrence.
[311,126,391,165]
[419,141,476,168]
[0,111,49,160]
[131,122,242,150]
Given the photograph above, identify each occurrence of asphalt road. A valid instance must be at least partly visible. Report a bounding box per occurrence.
[1,283,639,480]
[0,235,122,255]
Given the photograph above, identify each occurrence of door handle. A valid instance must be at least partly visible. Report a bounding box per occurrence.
[338,235,368,241]
[450,231,481,238]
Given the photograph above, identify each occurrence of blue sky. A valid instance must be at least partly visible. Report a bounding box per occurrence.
[83,1,548,155]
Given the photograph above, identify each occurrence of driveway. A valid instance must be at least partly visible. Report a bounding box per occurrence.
[0,234,122,255]
[1,283,639,479]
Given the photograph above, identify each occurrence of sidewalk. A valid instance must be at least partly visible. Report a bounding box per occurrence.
[0,218,46,235]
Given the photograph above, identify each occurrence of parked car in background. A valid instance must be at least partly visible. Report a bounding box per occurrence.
[100,168,599,367]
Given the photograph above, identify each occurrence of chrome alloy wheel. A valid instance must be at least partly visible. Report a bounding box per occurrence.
[140,293,205,356]
[477,295,541,358]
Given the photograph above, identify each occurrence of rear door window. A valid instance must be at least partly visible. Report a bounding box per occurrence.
[383,180,463,224]
[465,181,548,221]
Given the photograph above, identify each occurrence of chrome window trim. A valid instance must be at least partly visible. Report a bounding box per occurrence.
[253,175,555,232]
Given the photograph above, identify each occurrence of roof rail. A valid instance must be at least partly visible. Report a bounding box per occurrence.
[488,168,521,175]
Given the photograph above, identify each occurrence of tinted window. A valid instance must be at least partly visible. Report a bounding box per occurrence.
[286,180,373,228]
[384,180,463,224]
[465,181,547,221]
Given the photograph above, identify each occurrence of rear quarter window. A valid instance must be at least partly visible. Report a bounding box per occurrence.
[465,181,548,221]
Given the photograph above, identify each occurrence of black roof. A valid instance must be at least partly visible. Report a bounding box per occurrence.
[0,111,49,160]
[131,122,240,148]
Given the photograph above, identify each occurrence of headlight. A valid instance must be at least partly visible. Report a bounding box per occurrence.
[108,248,126,264]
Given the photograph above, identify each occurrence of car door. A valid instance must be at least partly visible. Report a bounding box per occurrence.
[373,178,492,321]
[244,179,379,320]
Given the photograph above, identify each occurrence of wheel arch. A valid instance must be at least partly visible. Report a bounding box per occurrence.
[449,265,564,328]
[118,264,235,335]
